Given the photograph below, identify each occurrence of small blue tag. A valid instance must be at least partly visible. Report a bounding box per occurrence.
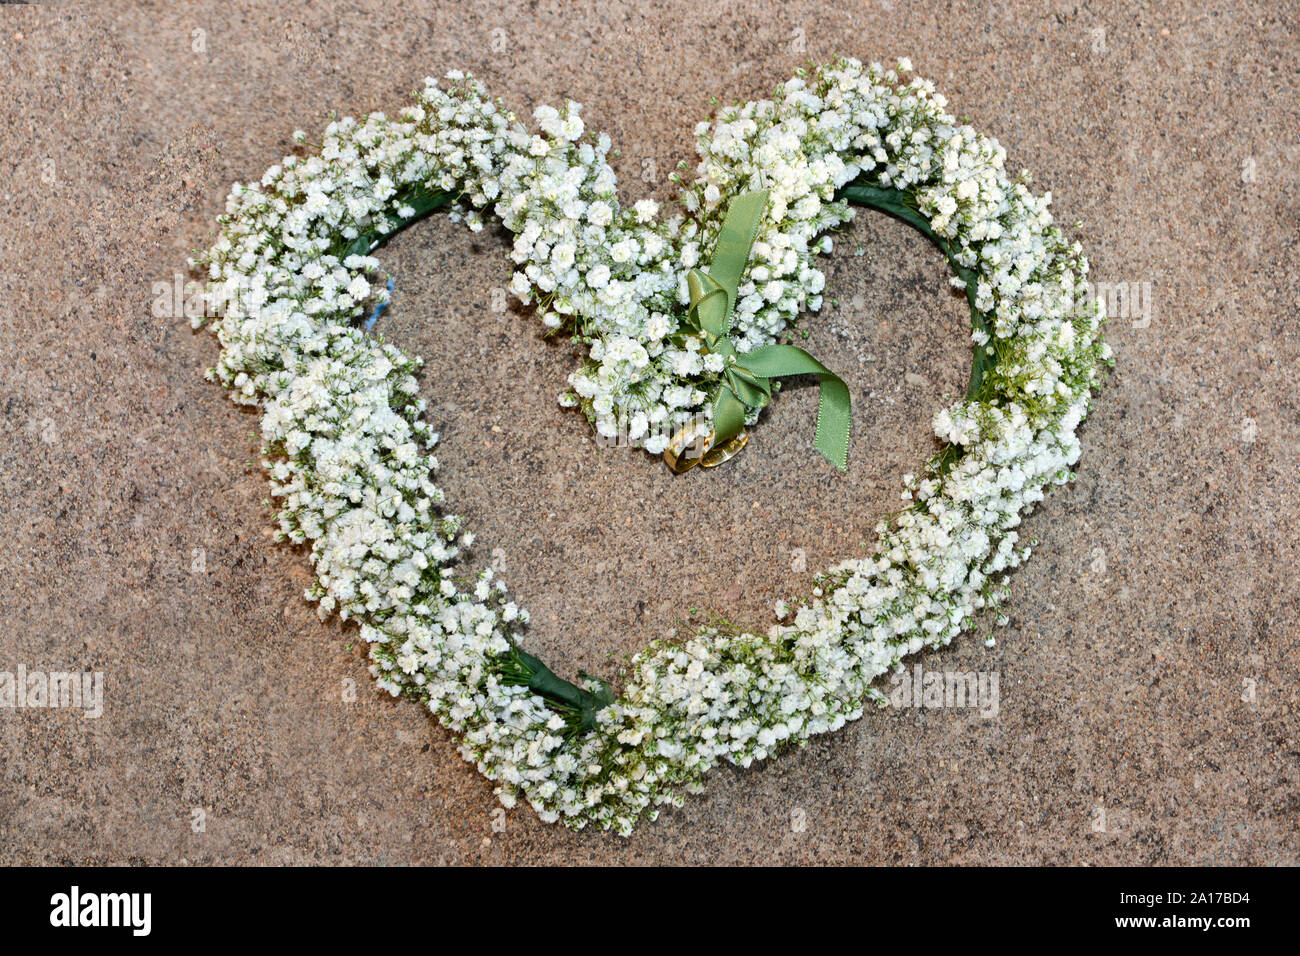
[364,276,396,331]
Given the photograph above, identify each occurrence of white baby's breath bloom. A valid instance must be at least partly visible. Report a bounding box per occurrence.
[633,198,659,222]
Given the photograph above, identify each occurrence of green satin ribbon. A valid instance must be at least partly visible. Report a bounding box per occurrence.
[687,189,851,471]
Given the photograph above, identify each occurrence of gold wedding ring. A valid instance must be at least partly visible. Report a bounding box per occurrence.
[664,419,713,473]
[663,421,748,473]
[700,431,748,468]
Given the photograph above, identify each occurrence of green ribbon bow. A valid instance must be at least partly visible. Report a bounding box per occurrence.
[686,189,851,471]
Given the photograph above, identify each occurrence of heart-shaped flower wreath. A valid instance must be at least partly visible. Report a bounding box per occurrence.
[196,58,1110,834]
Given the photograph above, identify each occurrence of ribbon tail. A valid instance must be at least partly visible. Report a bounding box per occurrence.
[740,344,852,472]
[812,372,850,472]
[712,386,749,445]
[706,188,770,303]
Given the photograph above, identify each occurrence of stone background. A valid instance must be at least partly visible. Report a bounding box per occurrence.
[0,0,1296,864]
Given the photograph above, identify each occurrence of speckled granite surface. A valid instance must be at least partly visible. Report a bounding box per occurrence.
[0,0,1296,865]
